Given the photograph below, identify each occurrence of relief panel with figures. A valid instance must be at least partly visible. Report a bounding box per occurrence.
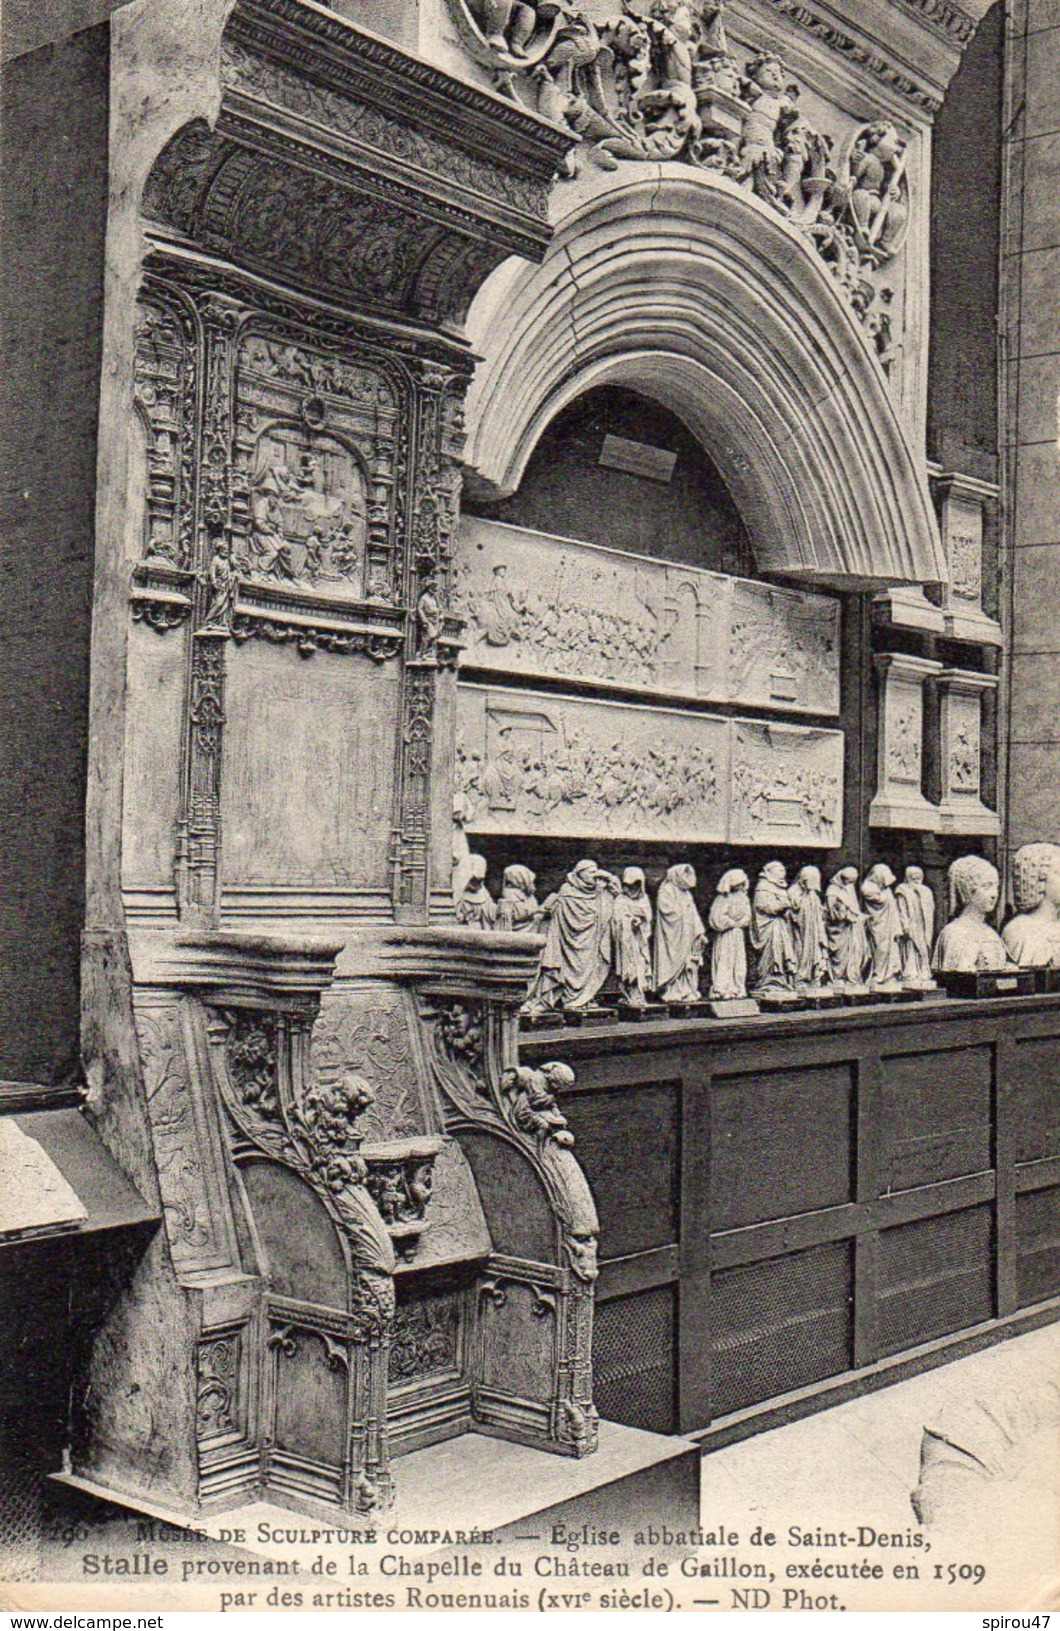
[457,683,843,848]
[455,518,839,715]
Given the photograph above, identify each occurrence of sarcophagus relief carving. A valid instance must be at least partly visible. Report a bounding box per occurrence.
[456,516,841,715]
[457,683,844,848]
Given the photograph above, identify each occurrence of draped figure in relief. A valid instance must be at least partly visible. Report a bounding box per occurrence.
[611,867,654,1008]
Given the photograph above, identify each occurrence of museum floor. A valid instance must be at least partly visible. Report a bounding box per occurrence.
[697,1320,1060,1610]
[3,1323,1056,1610]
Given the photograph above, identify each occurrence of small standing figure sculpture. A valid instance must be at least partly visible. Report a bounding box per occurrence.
[611,867,654,1009]
[496,864,541,933]
[525,859,619,1016]
[456,854,497,929]
[750,861,797,993]
[932,855,1013,973]
[861,863,905,990]
[708,869,752,1000]
[896,865,936,988]
[825,866,870,991]
[1003,843,1060,969]
[787,865,831,991]
[652,863,706,1005]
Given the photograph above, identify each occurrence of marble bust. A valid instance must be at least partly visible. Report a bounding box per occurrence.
[932,855,1013,974]
[1003,842,1060,969]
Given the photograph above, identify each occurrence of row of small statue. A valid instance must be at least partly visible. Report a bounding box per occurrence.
[455,843,1060,1016]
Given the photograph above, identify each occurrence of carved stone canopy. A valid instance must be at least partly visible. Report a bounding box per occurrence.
[140,0,573,325]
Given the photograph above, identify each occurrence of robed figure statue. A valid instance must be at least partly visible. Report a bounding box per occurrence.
[612,866,654,1008]
[750,861,797,992]
[708,869,751,1000]
[896,865,935,986]
[652,863,706,1004]
[825,866,870,988]
[525,859,619,1014]
[787,865,831,990]
[861,863,904,988]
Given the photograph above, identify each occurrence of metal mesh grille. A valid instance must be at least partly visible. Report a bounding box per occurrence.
[1016,1185,1060,1309]
[0,1460,42,1582]
[878,1205,993,1357]
[711,1243,853,1417]
[593,1288,675,1434]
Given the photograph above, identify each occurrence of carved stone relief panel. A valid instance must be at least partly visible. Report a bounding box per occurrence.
[729,581,840,714]
[134,995,239,1275]
[220,642,398,904]
[133,296,196,574]
[455,518,840,715]
[936,669,1000,835]
[934,474,1003,646]
[729,722,844,848]
[310,988,433,1144]
[456,683,729,844]
[458,681,845,847]
[869,652,942,832]
[389,1290,463,1388]
[234,331,401,607]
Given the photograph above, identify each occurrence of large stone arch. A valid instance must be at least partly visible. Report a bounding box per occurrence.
[462,169,946,591]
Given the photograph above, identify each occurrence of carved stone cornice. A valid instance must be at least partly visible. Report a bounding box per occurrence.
[141,0,573,325]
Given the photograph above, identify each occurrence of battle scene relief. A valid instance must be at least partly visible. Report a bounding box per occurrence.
[457,683,844,846]
[456,518,840,714]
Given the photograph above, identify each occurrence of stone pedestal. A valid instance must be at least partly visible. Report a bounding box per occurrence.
[936,669,1001,835]
[933,471,1003,646]
[869,653,943,831]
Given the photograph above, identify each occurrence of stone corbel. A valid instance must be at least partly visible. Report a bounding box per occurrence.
[936,668,1001,836]
[931,470,1003,647]
[869,652,943,830]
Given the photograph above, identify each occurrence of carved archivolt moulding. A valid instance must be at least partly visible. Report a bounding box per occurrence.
[463,177,945,592]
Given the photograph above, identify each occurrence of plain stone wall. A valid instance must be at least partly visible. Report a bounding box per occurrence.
[1005,4,1060,849]
[0,27,109,1083]
[928,0,1004,485]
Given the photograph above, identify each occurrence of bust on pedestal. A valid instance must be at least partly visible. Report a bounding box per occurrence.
[933,856,1014,978]
[1003,843,1060,972]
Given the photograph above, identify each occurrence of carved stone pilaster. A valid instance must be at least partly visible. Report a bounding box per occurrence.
[870,652,943,831]
[936,668,1001,835]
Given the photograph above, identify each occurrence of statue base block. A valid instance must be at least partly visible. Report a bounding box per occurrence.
[708,997,761,1019]
[1033,967,1060,994]
[615,1002,672,1022]
[666,1000,714,1019]
[799,988,843,1009]
[837,986,875,1005]
[756,991,807,1012]
[564,1004,612,1025]
[937,969,1036,999]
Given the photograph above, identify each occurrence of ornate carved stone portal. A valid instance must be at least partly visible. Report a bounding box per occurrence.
[79,0,604,1521]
